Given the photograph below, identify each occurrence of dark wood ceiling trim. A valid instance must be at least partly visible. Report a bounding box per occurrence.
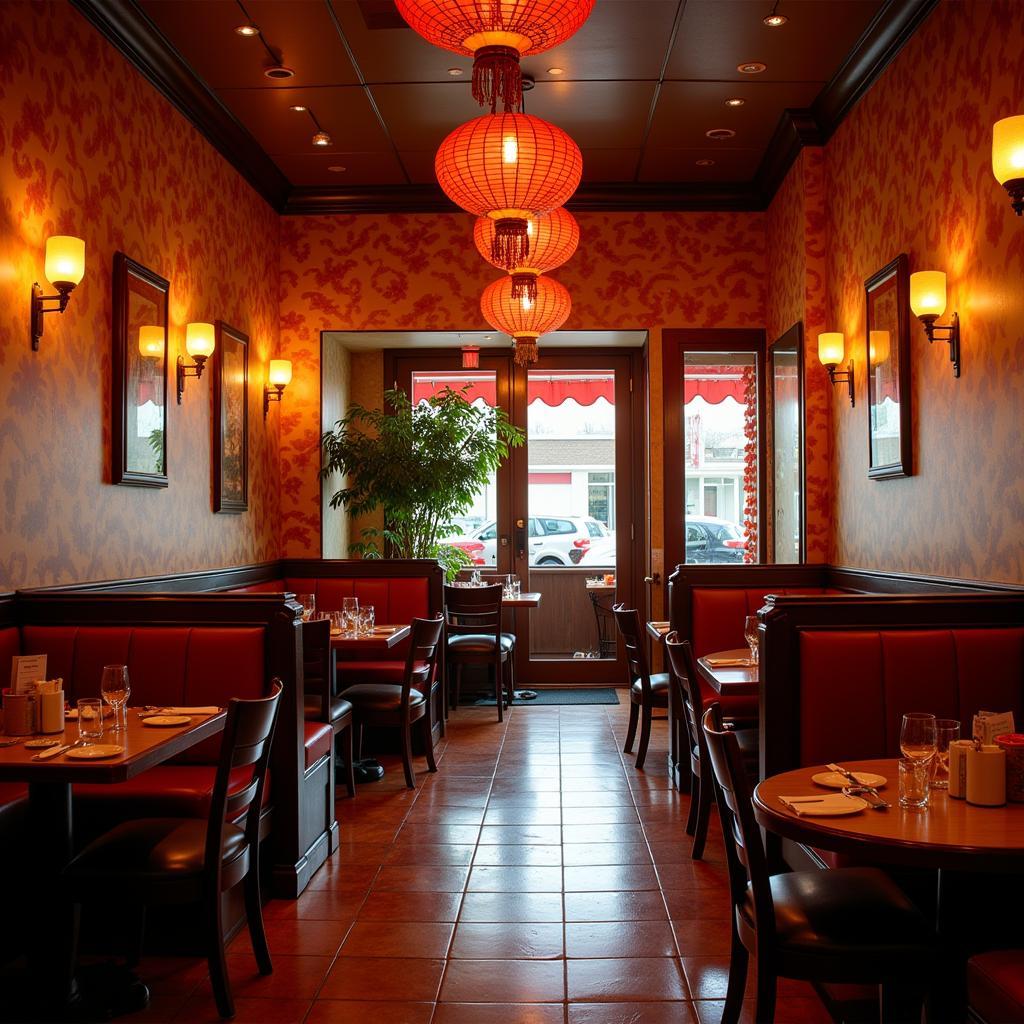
[284,180,762,215]
[69,0,291,211]
[752,110,824,206]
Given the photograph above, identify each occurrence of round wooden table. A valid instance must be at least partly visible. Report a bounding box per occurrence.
[754,758,1024,872]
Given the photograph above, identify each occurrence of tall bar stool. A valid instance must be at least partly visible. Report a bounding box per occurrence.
[613,603,669,769]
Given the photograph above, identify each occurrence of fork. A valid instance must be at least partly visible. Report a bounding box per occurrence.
[842,785,890,810]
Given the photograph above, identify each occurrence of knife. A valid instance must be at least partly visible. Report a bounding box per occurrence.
[827,763,889,808]
[32,743,73,761]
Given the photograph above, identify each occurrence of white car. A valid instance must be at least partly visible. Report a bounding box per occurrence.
[444,515,611,566]
[576,535,617,567]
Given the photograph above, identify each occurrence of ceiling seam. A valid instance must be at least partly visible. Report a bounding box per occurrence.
[323,0,412,185]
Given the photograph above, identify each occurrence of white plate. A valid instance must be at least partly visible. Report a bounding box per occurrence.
[66,744,124,760]
[25,739,62,749]
[812,771,887,790]
[782,795,869,817]
[141,715,191,728]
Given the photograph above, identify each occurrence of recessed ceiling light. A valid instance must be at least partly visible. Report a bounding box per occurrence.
[312,131,332,147]
[763,13,787,26]
[289,104,307,112]
[327,165,346,172]
[447,67,464,76]
[235,23,259,36]
[264,64,295,80]
[696,159,715,166]
[706,128,736,140]
[738,61,767,74]
[547,67,565,76]
[726,97,745,107]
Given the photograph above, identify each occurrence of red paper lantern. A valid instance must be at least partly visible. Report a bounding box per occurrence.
[480,274,571,365]
[474,207,579,303]
[396,0,594,112]
[437,113,582,269]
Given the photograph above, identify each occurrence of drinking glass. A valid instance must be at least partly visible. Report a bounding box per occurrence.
[900,713,937,766]
[358,605,375,636]
[328,610,344,635]
[100,664,130,733]
[898,757,930,809]
[342,597,359,636]
[77,698,104,743]
[743,615,759,663]
[931,719,961,789]
[296,594,316,621]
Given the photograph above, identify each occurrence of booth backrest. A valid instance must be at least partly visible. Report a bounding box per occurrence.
[0,626,20,670]
[798,627,1024,766]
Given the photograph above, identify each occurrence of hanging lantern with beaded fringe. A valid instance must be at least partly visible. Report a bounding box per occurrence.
[474,207,579,304]
[481,274,571,366]
[436,113,582,271]
[395,0,594,113]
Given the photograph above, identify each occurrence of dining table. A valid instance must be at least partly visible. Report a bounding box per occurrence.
[0,707,226,1014]
[330,622,411,655]
[696,647,759,698]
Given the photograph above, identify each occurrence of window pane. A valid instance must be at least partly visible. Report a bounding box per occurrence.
[683,352,757,563]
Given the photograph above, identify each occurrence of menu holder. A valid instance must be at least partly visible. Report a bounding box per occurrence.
[974,710,1015,744]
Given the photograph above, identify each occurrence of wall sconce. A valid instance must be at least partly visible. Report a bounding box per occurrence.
[31,235,85,350]
[992,114,1024,215]
[909,271,961,377]
[138,326,165,359]
[264,359,292,417]
[817,332,854,406]
[177,322,215,403]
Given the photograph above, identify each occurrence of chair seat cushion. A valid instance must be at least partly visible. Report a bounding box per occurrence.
[631,672,671,704]
[304,695,354,724]
[341,683,426,711]
[304,722,333,770]
[740,867,935,970]
[968,950,1024,1024]
[74,765,269,820]
[335,660,429,685]
[66,818,247,880]
[448,633,515,654]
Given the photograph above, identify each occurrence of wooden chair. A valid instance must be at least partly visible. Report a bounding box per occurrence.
[665,632,757,859]
[444,584,514,721]
[613,603,669,769]
[340,616,443,789]
[701,702,940,1024]
[303,617,355,797]
[64,682,283,1020]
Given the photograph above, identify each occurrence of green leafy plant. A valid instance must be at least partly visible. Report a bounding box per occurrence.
[321,387,524,580]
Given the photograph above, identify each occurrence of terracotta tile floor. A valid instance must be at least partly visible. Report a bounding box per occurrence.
[120,702,835,1023]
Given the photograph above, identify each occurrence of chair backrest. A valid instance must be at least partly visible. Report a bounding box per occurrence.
[701,703,774,944]
[302,617,333,721]
[403,616,445,707]
[665,632,704,770]
[612,604,652,694]
[444,584,503,643]
[206,680,283,880]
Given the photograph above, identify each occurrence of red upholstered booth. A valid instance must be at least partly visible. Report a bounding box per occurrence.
[969,950,1024,1024]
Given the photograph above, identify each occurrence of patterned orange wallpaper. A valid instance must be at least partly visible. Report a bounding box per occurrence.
[0,1,281,589]
[278,211,768,559]
[824,0,1024,583]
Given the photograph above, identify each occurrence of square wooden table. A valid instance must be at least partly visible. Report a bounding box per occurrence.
[696,648,759,698]
[330,623,411,656]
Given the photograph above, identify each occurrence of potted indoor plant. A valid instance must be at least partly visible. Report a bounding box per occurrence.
[321,386,524,580]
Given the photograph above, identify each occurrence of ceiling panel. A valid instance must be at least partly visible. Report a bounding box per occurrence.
[577,149,643,183]
[371,82,487,151]
[524,81,657,150]
[666,0,884,83]
[140,0,359,89]
[218,86,392,155]
[638,147,761,183]
[397,150,440,186]
[273,151,408,186]
[646,80,822,151]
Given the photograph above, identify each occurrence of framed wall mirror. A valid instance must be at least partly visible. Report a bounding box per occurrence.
[112,252,169,487]
[213,321,249,514]
[865,253,912,479]
[768,322,805,563]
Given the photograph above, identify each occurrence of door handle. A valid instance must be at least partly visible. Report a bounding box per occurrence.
[514,518,527,558]
[643,574,661,586]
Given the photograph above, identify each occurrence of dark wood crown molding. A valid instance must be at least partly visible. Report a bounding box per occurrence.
[69,0,291,211]
[72,0,938,215]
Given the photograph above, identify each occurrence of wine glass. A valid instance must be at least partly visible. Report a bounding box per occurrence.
[296,594,316,621]
[100,664,130,733]
[342,597,359,636]
[743,615,759,663]
[900,713,937,765]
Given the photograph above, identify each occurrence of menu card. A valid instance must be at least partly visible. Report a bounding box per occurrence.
[10,655,47,694]
[974,710,1016,744]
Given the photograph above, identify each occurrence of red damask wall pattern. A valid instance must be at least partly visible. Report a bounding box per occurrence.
[823,0,1024,583]
[0,1,281,589]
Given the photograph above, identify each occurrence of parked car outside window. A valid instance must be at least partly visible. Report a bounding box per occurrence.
[441,515,609,566]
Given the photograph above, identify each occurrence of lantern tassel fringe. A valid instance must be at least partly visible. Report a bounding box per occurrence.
[513,338,539,365]
[510,273,539,303]
[473,46,523,113]
[492,219,531,270]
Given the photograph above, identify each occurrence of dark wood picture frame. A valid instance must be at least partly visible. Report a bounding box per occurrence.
[767,322,806,563]
[865,253,912,479]
[213,321,248,514]
[111,252,169,488]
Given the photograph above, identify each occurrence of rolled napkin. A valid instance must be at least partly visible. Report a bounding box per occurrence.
[779,793,864,816]
[147,706,220,716]
[705,655,752,667]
